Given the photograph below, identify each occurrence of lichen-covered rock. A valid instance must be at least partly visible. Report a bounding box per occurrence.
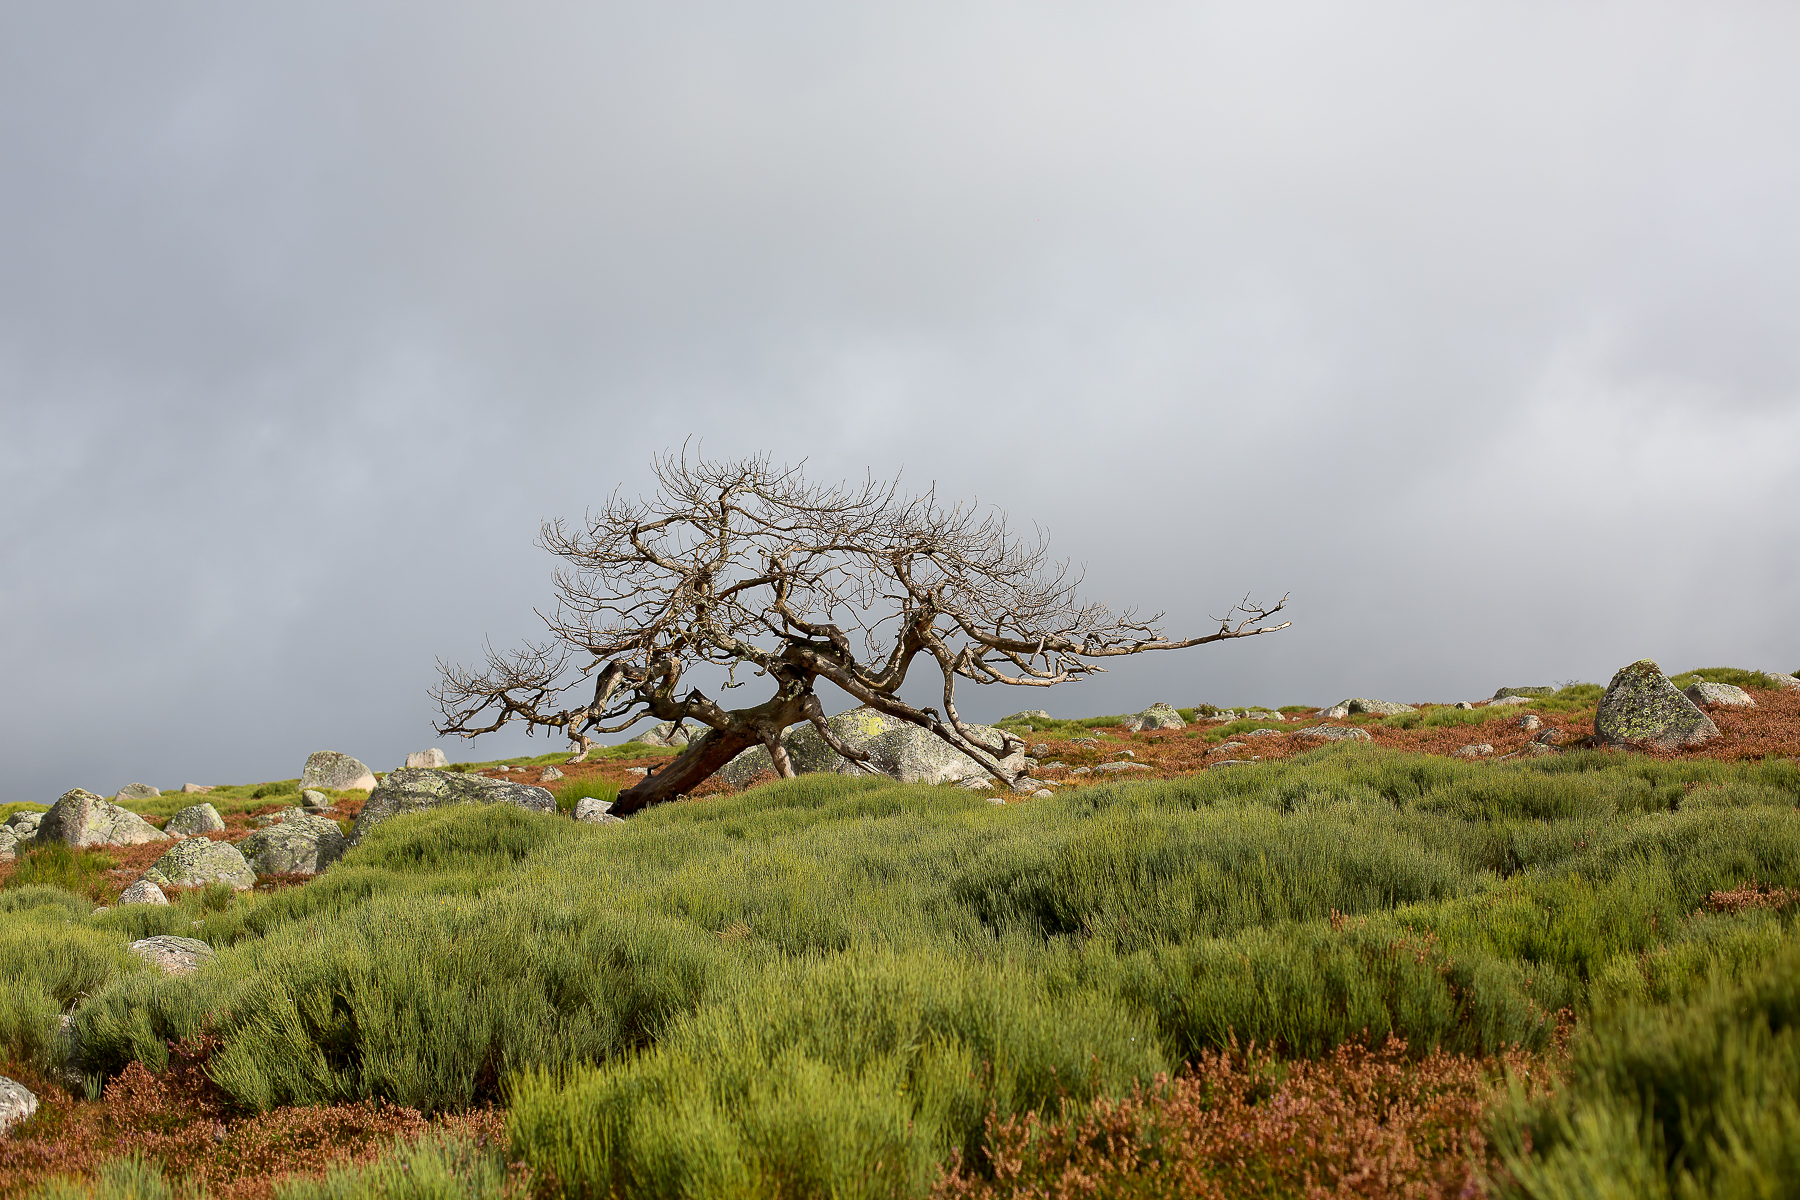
[300,790,332,812]
[118,879,170,906]
[350,768,557,843]
[539,766,565,782]
[404,748,449,770]
[114,783,160,801]
[300,751,377,793]
[719,708,1025,788]
[635,721,694,747]
[143,838,255,891]
[1094,761,1153,774]
[1492,686,1554,699]
[573,796,622,824]
[238,813,348,876]
[1455,744,1495,758]
[1595,660,1720,751]
[37,789,169,848]
[0,827,20,862]
[1000,710,1051,723]
[4,811,42,835]
[1486,695,1535,707]
[1519,714,1544,732]
[1346,699,1415,716]
[178,783,213,794]
[1121,703,1186,732]
[1764,671,1800,692]
[164,803,226,836]
[1295,726,1373,742]
[1685,681,1756,708]
[0,1075,37,1135]
[128,935,215,976]
[1321,704,1351,719]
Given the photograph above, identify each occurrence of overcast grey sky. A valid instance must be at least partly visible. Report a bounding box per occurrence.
[4,2,1798,798]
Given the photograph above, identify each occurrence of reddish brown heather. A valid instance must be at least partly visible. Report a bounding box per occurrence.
[0,1040,509,1200]
[1705,880,1800,915]
[933,1036,1560,1200]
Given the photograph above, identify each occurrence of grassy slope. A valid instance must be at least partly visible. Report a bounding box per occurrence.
[5,731,1800,1198]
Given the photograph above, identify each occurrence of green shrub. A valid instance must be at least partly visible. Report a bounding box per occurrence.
[552,778,619,815]
[5,843,119,903]
[1670,666,1789,693]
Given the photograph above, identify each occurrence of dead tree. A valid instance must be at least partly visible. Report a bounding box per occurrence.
[433,452,1288,815]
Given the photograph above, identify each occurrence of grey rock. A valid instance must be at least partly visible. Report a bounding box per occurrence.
[1020,757,1039,769]
[1094,761,1153,773]
[1595,660,1720,751]
[987,796,1008,806]
[1070,737,1101,747]
[539,766,565,782]
[178,783,213,794]
[164,803,226,836]
[37,789,169,848]
[1685,681,1756,708]
[1492,686,1555,699]
[635,721,694,747]
[0,827,17,862]
[239,814,347,876]
[1212,741,1247,753]
[1244,728,1283,737]
[1001,710,1051,723]
[573,796,624,825]
[1339,699,1416,716]
[625,767,649,777]
[351,768,557,843]
[1068,766,1093,776]
[1295,726,1374,742]
[1121,703,1185,732]
[118,878,170,906]
[1010,777,1048,794]
[1321,704,1351,719]
[115,782,160,801]
[1454,744,1495,758]
[404,748,448,770]
[719,707,1024,788]
[300,751,377,793]
[1109,749,1136,759]
[1519,715,1544,732]
[127,935,216,977]
[1040,761,1068,770]
[143,838,255,891]
[1486,695,1535,707]
[1030,789,1054,798]
[1209,759,1255,768]
[1764,671,1800,692]
[300,789,332,811]
[1453,701,1475,710]
[0,1076,37,1135]
[957,777,996,790]
[4,810,42,834]
[1029,744,1050,757]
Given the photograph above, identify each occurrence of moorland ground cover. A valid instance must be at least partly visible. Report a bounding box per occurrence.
[4,675,1800,1198]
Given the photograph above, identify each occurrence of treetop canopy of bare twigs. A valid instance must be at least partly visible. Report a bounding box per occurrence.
[433,450,1287,811]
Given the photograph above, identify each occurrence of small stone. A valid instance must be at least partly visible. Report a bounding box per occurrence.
[1039,761,1068,770]
[625,767,649,777]
[114,782,160,801]
[0,1076,37,1135]
[0,828,17,862]
[1244,728,1283,738]
[143,838,256,891]
[1069,766,1092,776]
[1685,681,1756,708]
[987,797,1008,806]
[1486,695,1535,707]
[300,790,332,811]
[1109,749,1136,759]
[127,935,216,976]
[1031,789,1054,798]
[179,783,214,794]
[1121,703,1186,733]
[1453,702,1475,710]
[1321,704,1351,719]
[1029,744,1050,757]
[404,748,449,770]
[238,814,348,876]
[119,879,170,906]
[1294,726,1373,742]
[164,803,226,836]
[1010,777,1050,793]
[539,766,565,782]
[1519,715,1543,732]
[1094,761,1153,773]
[1454,744,1495,758]
[300,751,377,793]
[957,777,996,790]
[1213,741,1247,753]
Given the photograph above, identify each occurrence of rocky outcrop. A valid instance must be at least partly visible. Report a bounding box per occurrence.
[238,813,348,876]
[1486,696,1535,707]
[1295,726,1373,742]
[718,707,1025,788]
[142,838,256,891]
[635,722,694,747]
[128,936,215,976]
[37,789,169,848]
[300,751,377,793]
[404,748,448,769]
[350,768,557,843]
[1595,660,1720,751]
[1454,744,1495,758]
[1121,703,1185,732]
[164,803,225,836]
[0,1076,36,1135]
[114,783,160,801]
[1000,710,1051,723]
[1492,686,1553,699]
[178,783,213,794]
[1685,681,1756,708]
[118,879,170,906]
[1764,671,1800,692]
[573,796,622,825]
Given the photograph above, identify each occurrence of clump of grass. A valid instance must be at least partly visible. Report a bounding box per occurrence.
[5,843,119,904]
[1670,666,1789,693]
[551,778,620,814]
